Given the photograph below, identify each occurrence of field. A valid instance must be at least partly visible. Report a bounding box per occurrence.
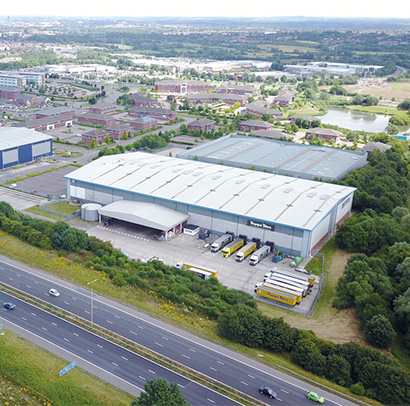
[344,79,410,102]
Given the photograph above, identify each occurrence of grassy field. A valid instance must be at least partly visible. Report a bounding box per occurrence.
[24,206,65,221]
[0,232,379,405]
[0,329,135,406]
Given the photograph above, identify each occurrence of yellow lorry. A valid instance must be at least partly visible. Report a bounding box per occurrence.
[235,242,257,262]
[222,238,244,258]
[254,284,298,306]
[176,262,218,278]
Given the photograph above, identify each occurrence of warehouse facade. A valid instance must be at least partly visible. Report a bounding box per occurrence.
[0,127,53,169]
[65,152,356,258]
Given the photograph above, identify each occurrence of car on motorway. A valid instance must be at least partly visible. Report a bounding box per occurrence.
[259,385,277,399]
[307,391,325,404]
[49,288,60,297]
[3,302,15,310]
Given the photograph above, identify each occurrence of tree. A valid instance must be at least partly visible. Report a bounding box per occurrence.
[363,314,396,348]
[136,379,190,406]
[89,96,97,105]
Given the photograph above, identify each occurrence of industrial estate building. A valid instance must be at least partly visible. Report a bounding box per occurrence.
[64,152,356,257]
[0,127,53,169]
[176,134,368,181]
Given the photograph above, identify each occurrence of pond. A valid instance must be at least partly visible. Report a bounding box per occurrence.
[319,108,391,133]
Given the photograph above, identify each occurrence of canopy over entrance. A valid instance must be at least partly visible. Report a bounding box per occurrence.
[98,200,190,230]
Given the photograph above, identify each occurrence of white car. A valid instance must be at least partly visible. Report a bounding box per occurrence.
[49,288,60,297]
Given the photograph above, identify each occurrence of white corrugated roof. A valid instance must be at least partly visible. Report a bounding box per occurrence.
[65,152,356,231]
[0,127,53,150]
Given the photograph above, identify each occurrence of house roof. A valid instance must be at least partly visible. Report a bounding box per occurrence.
[307,128,342,137]
[362,142,391,153]
[188,118,216,127]
[241,120,273,128]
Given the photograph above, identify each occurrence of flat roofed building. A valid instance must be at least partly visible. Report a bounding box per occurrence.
[65,151,356,257]
[36,106,75,119]
[0,127,53,169]
[176,134,367,181]
[14,114,73,132]
[155,80,212,94]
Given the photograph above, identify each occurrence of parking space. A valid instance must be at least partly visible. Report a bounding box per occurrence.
[85,220,319,315]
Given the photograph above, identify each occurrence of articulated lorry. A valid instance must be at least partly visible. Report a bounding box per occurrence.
[256,281,303,303]
[176,262,218,278]
[236,242,257,262]
[249,245,270,266]
[265,270,315,288]
[254,283,298,306]
[211,234,233,253]
[222,238,244,258]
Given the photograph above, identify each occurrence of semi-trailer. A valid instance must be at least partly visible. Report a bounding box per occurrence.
[266,270,315,288]
[176,262,218,278]
[254,283,297,306]
[236,242,257,262]
[265,275,308,297]
[222,238,244,258]
[211,234,234,253]
[249,245,270,266]
[257,281,303,303]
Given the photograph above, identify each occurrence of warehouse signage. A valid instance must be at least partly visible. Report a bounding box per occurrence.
[248,220,274,231]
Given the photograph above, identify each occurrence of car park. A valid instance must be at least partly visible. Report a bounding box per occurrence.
[259,386,277,399]
[3,302,15,310]
[49,288,60,297]
[307,391,325,404]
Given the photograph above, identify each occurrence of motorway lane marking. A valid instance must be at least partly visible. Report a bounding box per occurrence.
[8,277,13,280]
[31,312,36,316]
[248,374,255,379]
[148,370,156,374]
[71,297,77,300]
[26,285,31,288]
[240,381,248,386]
[73,333,79,337]
[217,361,224,365]
[64,301,70,305]
[155,342,163,347]
[97,344,103,348]
[130,331,138,336]
[106,320,113,324]
[87,349,93,354]
[178,383,185,388]
[121,356,128,361]
[281,389,289,394]
[181,354,191,359]
[210,367,217,371]
[114,315,120,319]
[84,310,90,314]
[34,281,39,284]
[189,348,196,352]
[42,327,47,331]
[64,338,70,342]
[207,399,215,403]
[137,325,144,329]
[276,398,282,402]
[52,322,57,326]
[112,362,118,367]
[162,336,168,340]
[21,317,27,321]
[139,376,146,381]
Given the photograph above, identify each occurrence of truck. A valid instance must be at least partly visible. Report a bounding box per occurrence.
[272,249,284,263]
[235,242,257,262]
[211,234,234,253]
[222,238,244,258]
[265,275,308,297]
[290,256,303,268]
[254,283,297,306]
[249,245,270,266]
[175,262,218,278]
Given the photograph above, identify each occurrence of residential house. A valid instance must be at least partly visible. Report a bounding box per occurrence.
[362,142,391,154]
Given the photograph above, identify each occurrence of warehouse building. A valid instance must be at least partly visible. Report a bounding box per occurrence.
[0,127,53,169]
[177,134,368,181]
[64,152,356,257]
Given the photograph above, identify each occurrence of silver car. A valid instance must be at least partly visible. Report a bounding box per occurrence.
[49,288,60,297]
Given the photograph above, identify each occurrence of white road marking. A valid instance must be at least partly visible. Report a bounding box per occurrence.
[31,312,36,316]
[189,348,196,352]
[207,399,215,403]
[84,310,90,314]
[248,374,255,379]
[73,333,79,337]
[106,320,113,324]
[64,337,70,342]
[162,336,168,340]
[8,277,13,280]
[121,356,128,361]
[130,331,138,336]
[148,369,156,374]
[217,361,224,365]
[72,297,77,300]
[210,367,217,371]
[155,342,163,347]
[112,362,118,367]
[240,381,248,386]
[181,354,191,359]
[281,389,289,394]
[42,327,47,331]
[87,349,93,354]
[137,325,144,329]
[97,344,103,348]
[139,376,146,381]
[114,315,120,319]
[52,322,57,326]
[64,301,70,305]
[26,285,31,288]
[178,384,185,389]
[21,317,27,321]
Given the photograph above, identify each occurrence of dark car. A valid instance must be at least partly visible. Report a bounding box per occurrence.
[259,385,277,399]
[3,302,15,310]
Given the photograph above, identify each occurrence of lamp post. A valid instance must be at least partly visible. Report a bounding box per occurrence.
[87,279,98,329]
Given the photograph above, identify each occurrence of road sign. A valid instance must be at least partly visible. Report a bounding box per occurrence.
[59,361,76,377]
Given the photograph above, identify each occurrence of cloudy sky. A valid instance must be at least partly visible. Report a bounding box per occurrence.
[1,0,410,19]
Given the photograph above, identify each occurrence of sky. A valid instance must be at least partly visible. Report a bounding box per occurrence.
[1,0,410,19]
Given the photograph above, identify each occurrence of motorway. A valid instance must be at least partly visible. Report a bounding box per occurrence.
[0,258,359,406]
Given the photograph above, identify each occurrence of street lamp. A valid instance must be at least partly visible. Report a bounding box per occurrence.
[87,279,98,329]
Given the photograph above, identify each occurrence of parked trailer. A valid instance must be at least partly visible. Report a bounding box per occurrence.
[257,281,302,303]
[265,276,308,297]
[249,245,270,266]
[222,238,244,258]
[264,271,311,290]
[254,284,297,306]
[268,269,315,288]
[176,262,218,278]
[211,234,234,253]
[236,242,257,262]
[189,269,212,280]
